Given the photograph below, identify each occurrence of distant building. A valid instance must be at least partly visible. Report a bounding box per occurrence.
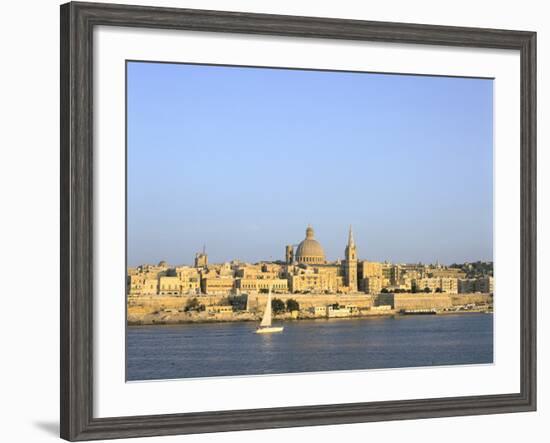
[458,276,494,294]
[207,305,233,315]
[358,261,383,279]
[458,278,476,293]
[382,263,401,286]
[159,276,181,295]
[428,268,467,279]
[194,247,208,268]
[285,245,294,265]
[174,266,201,294]
[440,277,458,294]
[236,278,288,293]
[362,276,383,294]
[308,306,327,316]
[414,277,458,293]
[414,278,439,292]
[327,305,358,318]
[476,276,494,293]
[201,276,234,295]
[127,274,159,296]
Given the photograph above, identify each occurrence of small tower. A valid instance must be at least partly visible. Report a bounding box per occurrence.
[194,245,208,268]
[344,226,358,292]
[285,245,294,265]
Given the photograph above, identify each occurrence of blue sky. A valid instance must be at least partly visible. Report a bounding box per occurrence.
[127,61,493,266]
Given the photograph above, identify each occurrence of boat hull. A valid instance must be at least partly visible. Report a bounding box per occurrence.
[255,326,284,334]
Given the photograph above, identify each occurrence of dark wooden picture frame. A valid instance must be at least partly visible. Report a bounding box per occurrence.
[60,1,536,440]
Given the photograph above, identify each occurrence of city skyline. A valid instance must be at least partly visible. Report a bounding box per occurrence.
[128,223,492,268]
[127,62,493,267]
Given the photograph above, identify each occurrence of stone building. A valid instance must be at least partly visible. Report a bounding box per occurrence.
[440,277,459,294]
[201,276,235,295]
[458,278,476,293]
[358,261,383,279]
[414,277,458,294]
[127,274,159,296]
[476,276,494,293]
[158,276,179,295]
[362,276,383,294]
[236,278,289,293]
[287,265,344,293]
[427,267,467,279]
[458,276,494,294]
[381,263,401,286]
[285,245,294,265]
[194,248,208,268]
[174,266,201,294]
[127,262,168,296]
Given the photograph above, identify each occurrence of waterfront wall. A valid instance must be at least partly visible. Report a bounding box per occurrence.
[245,293,374,311]
[451,294,493,305]
[128,293,374,314]
[374,293,492,310]
[128,295,228,315]
[376,293,453,310]
[127,292,492,324]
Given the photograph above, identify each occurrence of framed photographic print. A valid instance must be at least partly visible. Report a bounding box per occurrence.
[60,1,536,441]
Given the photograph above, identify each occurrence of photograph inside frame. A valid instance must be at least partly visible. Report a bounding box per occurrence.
[125,60,494,381]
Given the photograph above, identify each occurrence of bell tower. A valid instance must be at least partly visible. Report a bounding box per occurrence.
[194,245,208,268]
[285,245,294,264]
[344,226,358,291]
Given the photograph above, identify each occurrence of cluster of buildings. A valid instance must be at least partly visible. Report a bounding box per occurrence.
[127,225,494,297]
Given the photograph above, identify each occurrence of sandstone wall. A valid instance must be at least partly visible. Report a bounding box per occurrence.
[128,294,227,315]
[128,292,491,318]
[376,293,452,310]
[450,293,493,305]
[127,292,493,324]
[246,293,374,311]
[374,293,493,310]
[128,293,374,317]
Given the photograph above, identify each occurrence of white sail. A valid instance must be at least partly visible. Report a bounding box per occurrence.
[255,285,283,334]
[259,289,272,327]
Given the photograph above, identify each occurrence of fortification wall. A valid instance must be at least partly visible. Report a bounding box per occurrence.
[127,292,493,324]
[128,292,492,319]
[246,293,374,311]
[128,293,374,315]
[451,293,493,305]
[376,293,453,310]
[128,294,227,315]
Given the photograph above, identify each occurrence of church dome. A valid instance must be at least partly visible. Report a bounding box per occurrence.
[295,226,326,264]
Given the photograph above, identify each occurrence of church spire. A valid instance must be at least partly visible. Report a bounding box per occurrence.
[345,225,358,292]
[348,225,355,247]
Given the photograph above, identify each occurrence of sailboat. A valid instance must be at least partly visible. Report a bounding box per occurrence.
[255,286,284,334]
